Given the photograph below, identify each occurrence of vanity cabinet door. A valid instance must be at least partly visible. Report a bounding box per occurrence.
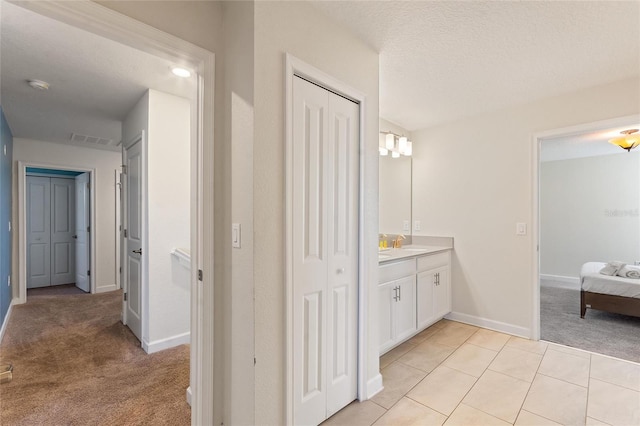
[394,276,417,342]
[417,270,435,329]
[378,275,417,354]
[432,266,450,319]
[378,281,395,354]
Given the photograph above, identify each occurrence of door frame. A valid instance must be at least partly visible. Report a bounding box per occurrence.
[12,2,215,424]
[530,113,640,340]
[284,54,368,424]
[18,161,95,300]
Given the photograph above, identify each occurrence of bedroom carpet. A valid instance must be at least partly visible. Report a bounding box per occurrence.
[0,287,190,425]
[540,284,640,363]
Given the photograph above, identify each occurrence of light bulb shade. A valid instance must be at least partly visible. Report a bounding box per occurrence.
[609,129,640,151]
[398,136,407,153]
[379,147,389,156]
[404,141,412,156]
[391,151,400,158]
[385,133,395,150]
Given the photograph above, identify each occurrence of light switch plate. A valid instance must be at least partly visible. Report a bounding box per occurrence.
[516,222,527,236]
[232,223,241,248]
[403,220,410,231]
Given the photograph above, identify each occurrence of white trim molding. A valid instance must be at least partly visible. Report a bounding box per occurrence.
[446,312,531,339]
[539,274,581,290]
[143,331,191,354]
[285,53,369,425]
[0,301,14,344]
[366,374,384,399]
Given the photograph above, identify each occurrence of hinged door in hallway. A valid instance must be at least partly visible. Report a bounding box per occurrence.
[292,76,359,425]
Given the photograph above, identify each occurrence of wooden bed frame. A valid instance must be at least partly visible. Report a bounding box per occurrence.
[581,290,640,319]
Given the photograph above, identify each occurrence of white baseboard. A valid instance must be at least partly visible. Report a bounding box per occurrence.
[445,311,531,339]
[0,301,14,344]
[143,331,190,354]
[540,274,580,290]
[365,373,383,399]
[95,284,118,294]
[186,386,192,406]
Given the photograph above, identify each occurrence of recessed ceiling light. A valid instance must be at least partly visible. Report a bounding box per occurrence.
[171,67,191,78]
[27,79,50,90]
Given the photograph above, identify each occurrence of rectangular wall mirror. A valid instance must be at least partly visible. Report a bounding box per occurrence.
[379,152,412,236]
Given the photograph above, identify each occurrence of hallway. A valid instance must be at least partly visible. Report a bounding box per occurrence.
[0,287,190,425]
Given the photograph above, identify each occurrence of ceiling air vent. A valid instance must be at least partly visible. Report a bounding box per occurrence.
[70,133,114,146]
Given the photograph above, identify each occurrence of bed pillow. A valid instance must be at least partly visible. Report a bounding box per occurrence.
[617,266,640,279]
[599,261,626,276]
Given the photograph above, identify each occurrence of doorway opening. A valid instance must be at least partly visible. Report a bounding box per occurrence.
[533,114,640,363]
[18,163,96,303]
[4,2,215,422]
[25,167,91,296]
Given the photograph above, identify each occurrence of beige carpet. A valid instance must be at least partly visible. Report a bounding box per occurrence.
[0,287,190,425]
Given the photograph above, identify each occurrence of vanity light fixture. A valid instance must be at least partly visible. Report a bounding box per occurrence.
[380,131,412,158]
[385,133,395,150]
[171,66,192,78]
[609,129,640,152]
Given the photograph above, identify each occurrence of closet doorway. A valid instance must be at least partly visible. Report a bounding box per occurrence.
[20,165,94,299]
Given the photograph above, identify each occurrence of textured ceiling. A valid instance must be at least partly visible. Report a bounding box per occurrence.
[541,122,640,162]
[311,1,640,131]
[1,2,196,151]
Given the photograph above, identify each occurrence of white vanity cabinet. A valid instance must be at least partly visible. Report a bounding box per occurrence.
[378,259,417,354]
[379,249,451,355]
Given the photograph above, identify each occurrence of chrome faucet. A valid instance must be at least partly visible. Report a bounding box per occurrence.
[392,234,406,248]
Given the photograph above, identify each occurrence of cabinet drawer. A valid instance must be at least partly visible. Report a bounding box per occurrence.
[417,251,450,272]
[379,259,416,283]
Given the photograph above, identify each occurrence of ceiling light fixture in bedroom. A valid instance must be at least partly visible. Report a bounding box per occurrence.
[27,79,50,91]
[609,129,640,152]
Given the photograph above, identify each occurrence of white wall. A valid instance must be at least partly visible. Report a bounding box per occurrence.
[379,118,412,235]
[221,2,255,425]
[411,77,640,336]
[122,89,191,352]
[540,153,640,278]
[253,2,379,424]
[12,138,121,297]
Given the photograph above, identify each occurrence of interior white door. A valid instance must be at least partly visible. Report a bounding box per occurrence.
[26,176,51,289]
[292,76,359,425]
[51,178,75,286]
[123,136,143,341]
[74,173,90,292]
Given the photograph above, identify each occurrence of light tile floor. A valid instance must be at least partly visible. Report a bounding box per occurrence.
[323,320,640,426]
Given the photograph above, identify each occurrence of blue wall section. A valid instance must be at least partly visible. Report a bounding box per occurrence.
[1,107,14,327]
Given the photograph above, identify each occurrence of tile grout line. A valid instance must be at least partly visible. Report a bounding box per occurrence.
[509,337,548,424]
[585,353,592,426]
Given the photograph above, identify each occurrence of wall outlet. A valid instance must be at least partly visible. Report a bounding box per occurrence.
[635,260,640,266]
[516,222,527,236]
[402,220,410,231]
[414,220,421,231]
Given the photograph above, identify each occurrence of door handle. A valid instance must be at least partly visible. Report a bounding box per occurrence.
[72,235,78,239]
[132,248,142,255]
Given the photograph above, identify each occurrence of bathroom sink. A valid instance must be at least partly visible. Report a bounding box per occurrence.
[378,254,391,260]
[401,248,428,252]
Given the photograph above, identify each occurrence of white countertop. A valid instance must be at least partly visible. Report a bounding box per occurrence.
[378,245,452,264]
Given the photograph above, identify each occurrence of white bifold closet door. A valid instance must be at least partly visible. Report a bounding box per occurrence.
[27,176,76,288]
[292,75,359,425]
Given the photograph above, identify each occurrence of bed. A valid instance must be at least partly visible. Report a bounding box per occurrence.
[580,262,640,318]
